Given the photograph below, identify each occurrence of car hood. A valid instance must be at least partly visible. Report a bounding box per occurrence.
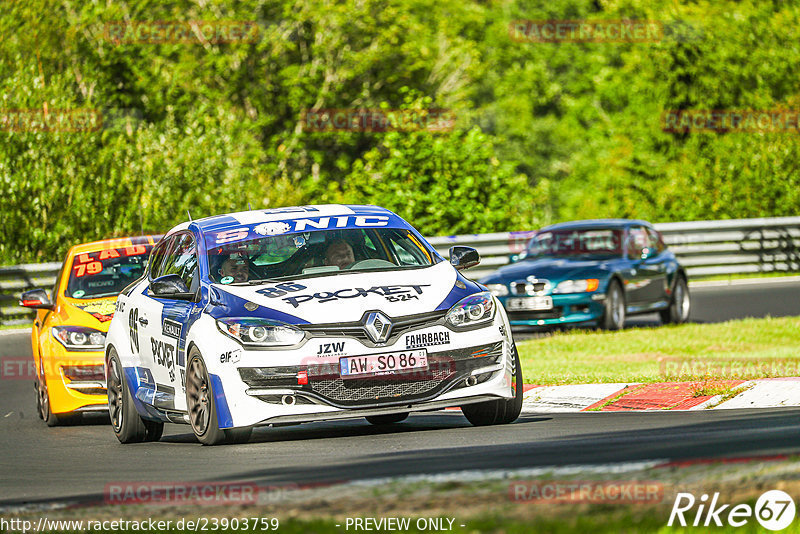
[205,261,481,325]
[60,297,118,327]
[480,257,616,285]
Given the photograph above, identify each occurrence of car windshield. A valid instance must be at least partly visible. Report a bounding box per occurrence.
[525,228,623,260]
[66,244,154,299]
[206,227,438,284]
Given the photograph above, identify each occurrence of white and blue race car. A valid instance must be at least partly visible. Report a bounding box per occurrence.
[104,205,522,444]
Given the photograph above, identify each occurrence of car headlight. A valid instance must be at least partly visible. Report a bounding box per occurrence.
[51,326,106,351]
[445,291,496,329]
[485,283,509,297]
[216,318,305,347]
[552,279,600,294]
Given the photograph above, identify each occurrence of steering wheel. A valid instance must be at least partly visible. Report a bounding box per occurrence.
[348,259,396,270]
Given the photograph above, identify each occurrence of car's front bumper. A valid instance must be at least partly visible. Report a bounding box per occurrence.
[42,348,107,414]
[173,313,517,429]
[500,292,606,327]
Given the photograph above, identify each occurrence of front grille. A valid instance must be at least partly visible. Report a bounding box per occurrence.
[311,366,453,403]
[62,365,105,382]
[298,310,447,346]
[507,308,563,321]
[239,342,504,407]
[511,279,551,296]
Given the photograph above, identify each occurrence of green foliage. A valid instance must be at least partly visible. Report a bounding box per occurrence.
[0,0,798,264]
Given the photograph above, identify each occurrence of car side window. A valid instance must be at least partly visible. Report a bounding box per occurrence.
[626,227,648,260]
[148,239,172,280]
[646,228,666,255]
[160,233,199,292]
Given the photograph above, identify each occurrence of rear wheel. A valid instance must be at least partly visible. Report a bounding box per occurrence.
[107,348,163,443]
[660,275,690,324]
[461,343,523,426]
[186,348,230,446]
[366,413,409,425]
[599,280,625,331]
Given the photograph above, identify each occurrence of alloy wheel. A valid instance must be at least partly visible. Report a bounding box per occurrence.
[187,358,211,436]
[107,357,124,431]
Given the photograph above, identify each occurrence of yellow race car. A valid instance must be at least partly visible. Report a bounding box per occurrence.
[21,236,159,425]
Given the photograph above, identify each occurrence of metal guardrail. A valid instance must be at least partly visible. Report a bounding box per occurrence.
[2,216,799,326]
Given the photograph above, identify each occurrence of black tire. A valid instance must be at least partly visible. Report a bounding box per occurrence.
[37,374,62,427]
[366,413,409,425]
[225,427,253,444]
[107,348,164,443]
[186,348,228,446]
[660,275,690,325]
[461,342,523,426]
[599,279,626,331]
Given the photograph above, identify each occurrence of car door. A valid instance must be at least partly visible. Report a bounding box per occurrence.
[623,226,654,306]
[142,232,200,412]
[643,227,670,306]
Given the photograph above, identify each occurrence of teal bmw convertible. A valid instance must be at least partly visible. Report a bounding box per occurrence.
[480,219,690,330]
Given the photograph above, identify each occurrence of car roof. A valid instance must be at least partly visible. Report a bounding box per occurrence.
[68,235,162,255]
[191,204,398,233]
[540,219,654,232]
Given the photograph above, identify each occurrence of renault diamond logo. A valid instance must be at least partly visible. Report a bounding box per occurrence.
[364,311,392,343]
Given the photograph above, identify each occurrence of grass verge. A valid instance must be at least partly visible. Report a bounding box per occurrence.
[516,316,800,385]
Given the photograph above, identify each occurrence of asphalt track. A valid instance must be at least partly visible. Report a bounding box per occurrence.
[1,280,799,507]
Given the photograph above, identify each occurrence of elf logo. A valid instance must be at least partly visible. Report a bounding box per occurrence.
[220,350,241,364]
[317,342,345,355]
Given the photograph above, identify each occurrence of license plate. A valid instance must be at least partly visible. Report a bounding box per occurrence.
[506,296,553,311]
[340,350,428,379]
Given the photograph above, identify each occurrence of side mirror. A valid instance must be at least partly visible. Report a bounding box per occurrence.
[641,247,657,260]
[19,289,54,310]
[449,246,480,271]
[509,254,519,264]
[151,274,195,300]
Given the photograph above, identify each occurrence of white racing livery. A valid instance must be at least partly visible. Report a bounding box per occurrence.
[104,205,522,444]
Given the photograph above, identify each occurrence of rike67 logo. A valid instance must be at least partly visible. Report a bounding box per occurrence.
[669,490,796,530]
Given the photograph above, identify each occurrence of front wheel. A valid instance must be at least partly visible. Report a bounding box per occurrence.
[461,343,523,426]
[36,375,72,427]
[187,348,250,445]
[599,280,626,331]
[107,348,163,443]
[660,275,690,324]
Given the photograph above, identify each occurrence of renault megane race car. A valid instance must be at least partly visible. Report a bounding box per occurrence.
[104,205,522,445]
[20,236,159,425]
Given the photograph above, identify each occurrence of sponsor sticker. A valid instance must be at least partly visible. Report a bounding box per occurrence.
[162,318,182,339]
[283,284,430,308]
[405,331,450,349]
[220,350,241,364]
[73,300,116,322]
[317,342,346,356]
